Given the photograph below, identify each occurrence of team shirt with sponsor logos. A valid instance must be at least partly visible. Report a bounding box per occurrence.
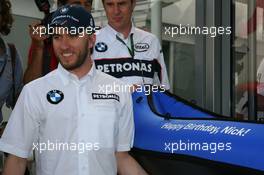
[0,64,134,175]
[92,24,170,90]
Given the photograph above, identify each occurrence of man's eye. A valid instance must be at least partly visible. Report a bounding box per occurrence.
[69,34,79,38]
[106,3,113,7]
[53,34,60,39]
[119,2,126,6]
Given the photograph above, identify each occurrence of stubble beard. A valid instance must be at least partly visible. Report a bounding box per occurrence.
[58,41,89,71]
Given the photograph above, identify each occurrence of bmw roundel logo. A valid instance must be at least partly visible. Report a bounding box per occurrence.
[95,42,108,52]
[60,7,69,14]
[47,90,64,104]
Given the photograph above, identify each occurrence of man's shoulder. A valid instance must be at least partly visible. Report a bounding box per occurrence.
[95,26,109,37]
[94,26,113,47]
[134,27,160,44]
[25,70,59,89]
[134,27,157,38]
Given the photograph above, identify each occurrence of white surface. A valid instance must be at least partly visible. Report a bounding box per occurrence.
[162,0,195,26]
[10,0,44,18]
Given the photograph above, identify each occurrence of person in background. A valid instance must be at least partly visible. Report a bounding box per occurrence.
[0,0,23,124]
[23,0,93,84]
[0,0,24,174]
[92,0,170,90]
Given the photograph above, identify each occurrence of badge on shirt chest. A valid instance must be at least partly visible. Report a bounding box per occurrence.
[95,42,108,52]
[134,43,150,52]
[47,90,64,104]
[92,93,119,102]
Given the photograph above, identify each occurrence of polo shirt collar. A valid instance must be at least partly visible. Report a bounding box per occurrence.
[58,62,96,86]
[105,23,136,42]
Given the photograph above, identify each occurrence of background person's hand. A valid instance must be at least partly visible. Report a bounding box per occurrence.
[29,21,48,49]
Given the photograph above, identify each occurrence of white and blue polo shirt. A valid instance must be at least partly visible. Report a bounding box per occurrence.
[92,24,170,90]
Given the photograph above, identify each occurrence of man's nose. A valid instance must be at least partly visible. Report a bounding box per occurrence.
[60,36,70,50]
[113,4,121,15]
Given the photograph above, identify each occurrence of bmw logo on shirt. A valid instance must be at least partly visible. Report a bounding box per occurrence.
[47,90,64,104]
[95,42,108,52]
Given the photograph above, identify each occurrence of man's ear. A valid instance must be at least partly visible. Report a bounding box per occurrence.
[88,34,96,49]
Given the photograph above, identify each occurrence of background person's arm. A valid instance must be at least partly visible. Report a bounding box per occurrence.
[2,154,27,175]
[116,152,148,175]
[152,37,170,90]
[23,22,47,84]
[115,87,148,174]
[5,45,24,108]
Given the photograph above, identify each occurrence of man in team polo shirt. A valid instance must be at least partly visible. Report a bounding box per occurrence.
[93,0,170,90]
[0,5,147,175]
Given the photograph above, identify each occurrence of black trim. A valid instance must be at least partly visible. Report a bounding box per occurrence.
[145,89,264,124]
[131,147,264,175]
[153,59,162,82]
[94,58,161,79]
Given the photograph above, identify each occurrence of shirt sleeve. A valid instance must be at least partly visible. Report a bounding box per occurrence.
[5,47,24,108]
[116,91,134,152]
[0,86,40,158]
[153,37,170,90]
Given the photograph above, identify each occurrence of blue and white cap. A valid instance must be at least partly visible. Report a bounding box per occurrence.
[50,4,95,32]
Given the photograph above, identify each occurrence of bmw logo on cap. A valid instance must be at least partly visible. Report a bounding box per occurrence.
[60,7,69,14]
[95,42,108,52]
[47,90,64,104]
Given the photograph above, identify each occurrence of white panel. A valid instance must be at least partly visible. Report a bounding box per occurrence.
[162,0,195,26]
[10,0,44,18]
